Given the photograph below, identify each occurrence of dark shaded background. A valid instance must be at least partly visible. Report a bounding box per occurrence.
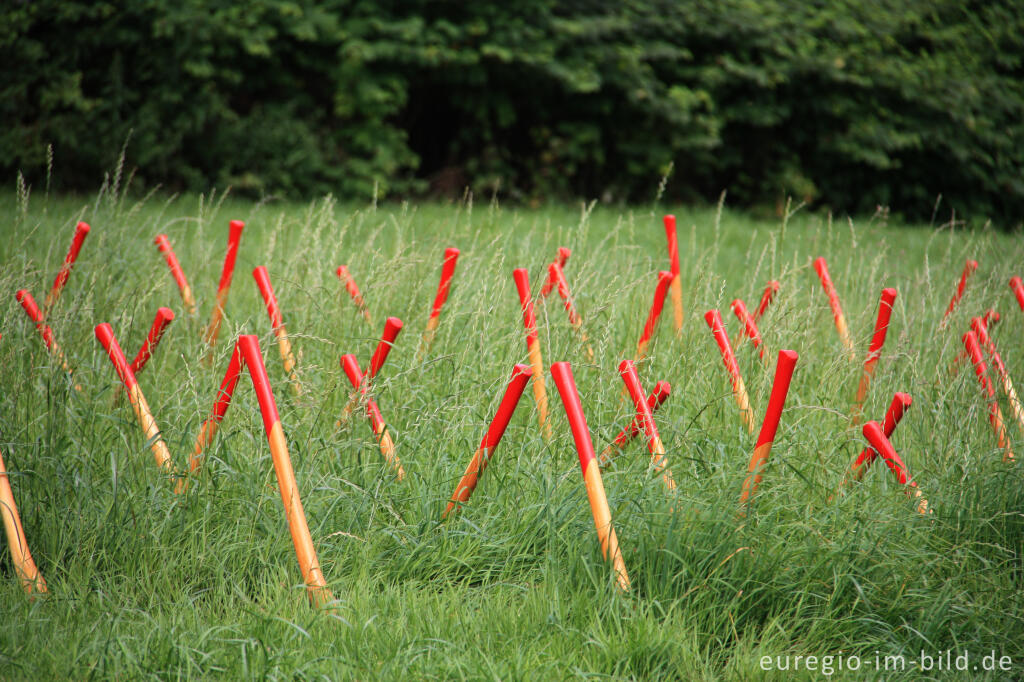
[2,1,1022,225]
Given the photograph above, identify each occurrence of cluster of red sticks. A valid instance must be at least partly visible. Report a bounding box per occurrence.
[5,216,1022,600]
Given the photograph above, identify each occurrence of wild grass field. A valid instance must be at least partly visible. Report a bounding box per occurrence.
[1,187,1023,680]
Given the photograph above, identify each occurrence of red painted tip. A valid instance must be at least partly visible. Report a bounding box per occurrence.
[75,221,90,235]
[209,341,243,422]
[943,259,979,320]
[866,288,898,357]
[862,420,913,486]
[228,220,245,239]
[663,215,679,276]
[853,392,913,473]
[704,309,741,380]
[967,259,979,273]
[550,361,597,474]
[340,353,363,387]
[15,290,43,323]
[557,247,571,267]
[216,220,245,295]
[1010,277,1024,311]
[479,363,534,452]
[429,248,461,318]
[963,331,996,400]
[252,266,284,330]
[336,265,348,280]
[813,257,827,274]
[238,334,282,434]
[730,299,764,354]
[513,268,538,346]
[129,307,176,375]
[652,380,671,402]
[638,272,674,347]
[754,350,798,448]
[95,322,139,390]
[368,317,403,379]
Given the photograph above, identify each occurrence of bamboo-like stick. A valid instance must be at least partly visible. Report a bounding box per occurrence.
[704,309,756,433]
[813,257,855,359]
[0,447,47,595]
[513,268,552,440]
[739,350,798,508]
[253,266,302,395]
[203,220,245,359]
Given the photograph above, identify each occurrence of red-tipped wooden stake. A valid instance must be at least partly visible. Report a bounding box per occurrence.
[340,317,403,422]
[335,265,373,325]
[340,353,405,479]
[0,447,47,595]
[752,280,780,323]
[862,420,929,514]
[1011,277,1024,312]
[948,309,998,375]
[963,331,1015,462]
[813,257,855,359]
[540,247,572,298]
[44,221,90,313]
[237,335,334,608]
[664,215,683,334]
[972,315,1024,433]
[739,350,798,508]
[129,307,175,376]
[203,220,244,358]
[253,266,302,395]
[599,381,671,465]
[940,259,978,329]
[851,288,898,424]
[619,361,676,490]
[513,268,552,440]
[95,323,175,474]
[418,247,460,360]
[185,340,243,484]
[154,234,197,317]
[730,299,765,361]
[549,262,595,361]
[704,309,756,432]
[635,271,674,361]
[550,361,630,592]
[443,364,533,518]
[15,289,77,381]
[847,393,912,482]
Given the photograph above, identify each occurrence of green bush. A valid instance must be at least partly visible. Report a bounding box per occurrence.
[2,1,1021,224]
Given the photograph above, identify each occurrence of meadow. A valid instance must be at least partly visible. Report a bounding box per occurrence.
[1,186,1023,680]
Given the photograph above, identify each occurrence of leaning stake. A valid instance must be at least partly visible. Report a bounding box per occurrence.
[203,220,245,358]
[129,307,175,376]
[44,221,90,313]
[335,265,373,325]
[253,266,302,395]
[635,271,674,361]
[443,364,533,518]
[730,299,765,360]
[963,332,1015,462]
[550,361,630,592]
[971,315,1024,434]
[15,289,76,378]
[0,447,47,595]
[739,350,798,508]
[847,392,912,483]
[664,215,684,334]
[549,262,595,361]
[186,340,243,482]
[95,323,176,475]
[237,335,334,608]
[1010,277,1024,312]
[940,259,978,329]
[752,281,780,324]
[513,268,552,440]
[862,421,929,514]
[705,309,756,433]
[154,234,197,317]
[852,288,898,424]
[340,353,405,479]
[418,247,460,360]
[599,382,671,466]
[619,360,676,490]
[813,257,855,360]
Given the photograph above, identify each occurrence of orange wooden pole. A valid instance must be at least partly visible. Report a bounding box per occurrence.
[335,265,374,326]
[95,323,176,477]
[44,221,90,313]
[418,247,460,360]
[253,266,302,395]
[513,268,552,440]
[237,335,334,608]
[739,350,798,508]
[813,257,855,360]
[619,361,676,490]
[550,361,630,592]
[704,309,756,433]
[154,234,197,317]
[203,220,245,359]
[0,447,47,595]
[851,288,898,424]
[663,215,684,334]
[340,353,405,479]
[443,364,532,518]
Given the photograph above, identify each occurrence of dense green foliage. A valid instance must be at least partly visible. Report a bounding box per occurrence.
[3,1,1023,223]
[1,191,1024,677]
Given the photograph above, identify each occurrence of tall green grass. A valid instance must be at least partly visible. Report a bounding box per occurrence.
[1,188,1022,679]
